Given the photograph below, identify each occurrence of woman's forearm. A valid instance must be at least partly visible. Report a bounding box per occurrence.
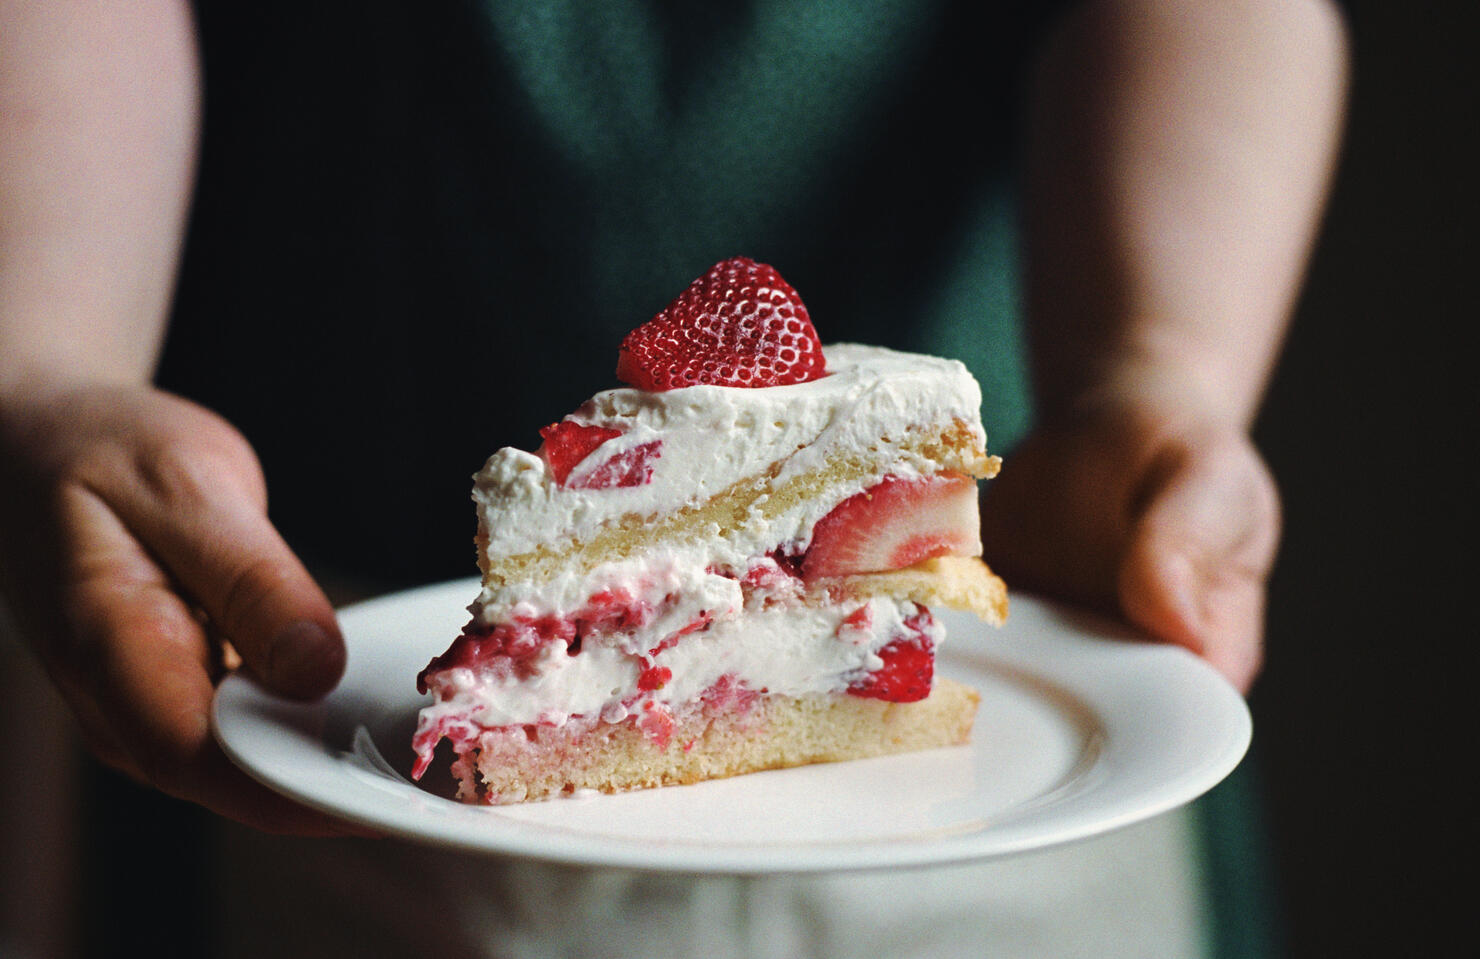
[0,0,200,400]
[1023,0,1350,428]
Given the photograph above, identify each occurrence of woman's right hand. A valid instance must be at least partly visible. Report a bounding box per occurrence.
[0,382,357,833]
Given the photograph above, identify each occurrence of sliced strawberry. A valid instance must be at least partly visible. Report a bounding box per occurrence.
[570,439,662,490]
[616,257,826,391]
[847,610,937,702]
[800,473,981,579]
[539,421,621,485]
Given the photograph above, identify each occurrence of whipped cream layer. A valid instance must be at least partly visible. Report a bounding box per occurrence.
[472,343,983,607]
[418,564,937,734]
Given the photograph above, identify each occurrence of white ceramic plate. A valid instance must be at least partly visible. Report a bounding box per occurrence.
[213,578,1250,874]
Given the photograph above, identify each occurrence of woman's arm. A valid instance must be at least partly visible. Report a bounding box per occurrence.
[986,0,1350,690]
[0,0,197,394]
[0,0,349,832]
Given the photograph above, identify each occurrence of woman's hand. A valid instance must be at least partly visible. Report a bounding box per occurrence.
[999,0,1346,691]
[981,398,1279,693]
[0,383,355,833]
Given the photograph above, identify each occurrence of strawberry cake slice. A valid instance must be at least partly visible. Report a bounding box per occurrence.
[412,257,1006,804]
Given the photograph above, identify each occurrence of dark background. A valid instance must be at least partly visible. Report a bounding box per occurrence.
[1249,0,1475,955]
[54,1,1478,956]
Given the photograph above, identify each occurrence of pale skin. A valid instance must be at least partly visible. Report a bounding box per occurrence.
[0,0,1348,833]
[985,0,1348,690]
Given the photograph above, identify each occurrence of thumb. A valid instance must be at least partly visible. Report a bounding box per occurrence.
[1118,432,1280,692]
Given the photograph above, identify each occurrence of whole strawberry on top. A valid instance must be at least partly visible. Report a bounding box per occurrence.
[616,257,827,391]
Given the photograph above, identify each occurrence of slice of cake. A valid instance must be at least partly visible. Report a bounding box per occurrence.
[412,257,1005,804]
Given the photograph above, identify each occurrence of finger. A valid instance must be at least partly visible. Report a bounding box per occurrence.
[58,484,363,835]
[106,441,346,700]
[1118,435,1279,692]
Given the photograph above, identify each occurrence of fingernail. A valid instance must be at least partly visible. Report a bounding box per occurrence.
[268,620,345,698]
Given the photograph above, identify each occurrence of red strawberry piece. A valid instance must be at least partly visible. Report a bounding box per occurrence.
[577,588,651,634]
[539,421,621,485]
[637,664,673,691]
[835,603,874,642]
[416,615,576,692]
[570,439,662,490]
[615,256,827,391]
[638,701,676,749]
[847,610,937,702]
[800,473,981,580]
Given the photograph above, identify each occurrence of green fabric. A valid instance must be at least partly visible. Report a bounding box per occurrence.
[479,0,1036,451]
[1193,751,1289,959]
[904,184,1034,452]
